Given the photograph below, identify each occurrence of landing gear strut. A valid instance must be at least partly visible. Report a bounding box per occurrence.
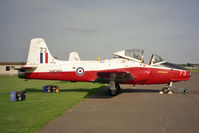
[161,82,173,94]
[108,81,120,96]
[160,82,189,94]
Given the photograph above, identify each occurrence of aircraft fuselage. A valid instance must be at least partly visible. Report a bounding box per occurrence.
[21,58,190,85]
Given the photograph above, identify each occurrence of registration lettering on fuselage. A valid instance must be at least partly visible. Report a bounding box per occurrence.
[49,70,62,73]
[158,71,168,74]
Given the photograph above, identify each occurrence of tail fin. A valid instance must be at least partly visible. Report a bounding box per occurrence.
[27,38,54,65]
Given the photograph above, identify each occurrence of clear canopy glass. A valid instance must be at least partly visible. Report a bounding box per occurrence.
[153,54,165,64]
[125,49,144,61]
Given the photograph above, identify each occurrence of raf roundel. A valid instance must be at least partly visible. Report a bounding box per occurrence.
[76,67,85,76]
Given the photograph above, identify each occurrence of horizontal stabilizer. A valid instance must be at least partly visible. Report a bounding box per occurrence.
[14,66,37,71]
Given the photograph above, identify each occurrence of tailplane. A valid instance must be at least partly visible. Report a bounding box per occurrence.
[27,38,55,65]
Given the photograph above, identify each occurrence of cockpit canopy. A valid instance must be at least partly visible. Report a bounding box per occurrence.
[113,49,144,63]
[149,54,187,70]
[113,49,187,70]
[149,54,166,65]
[113,49,166,65]
[125,49,144,60]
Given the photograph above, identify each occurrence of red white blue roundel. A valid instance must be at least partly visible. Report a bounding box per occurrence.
[76,67,84,76]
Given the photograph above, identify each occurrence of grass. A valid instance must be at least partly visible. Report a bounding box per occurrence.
[0,76,104,133]
[188,68,199,73]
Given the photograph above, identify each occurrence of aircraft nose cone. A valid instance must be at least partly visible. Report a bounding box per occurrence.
[185,70,191,79]
[179,70,191,81]
[188,71,192,77]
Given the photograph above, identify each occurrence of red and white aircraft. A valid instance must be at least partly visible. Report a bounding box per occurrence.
[17,38,191,96]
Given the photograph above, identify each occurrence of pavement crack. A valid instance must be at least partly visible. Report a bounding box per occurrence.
[159,115,168,133]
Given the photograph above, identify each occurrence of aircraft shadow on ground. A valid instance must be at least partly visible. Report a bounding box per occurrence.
[24,88,100,93]
[24,87,112,99]
[25,87,197,98]
[120,88,160,93]
[121,88,199,94]
[24,86,105,93]
[88,87,161,99]
[25,88,43,92]
[60,89,95,92]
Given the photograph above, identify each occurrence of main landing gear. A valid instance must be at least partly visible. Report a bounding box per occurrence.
[108,81,120,96]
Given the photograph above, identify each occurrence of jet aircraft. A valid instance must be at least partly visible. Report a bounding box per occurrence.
[16,38,191,96]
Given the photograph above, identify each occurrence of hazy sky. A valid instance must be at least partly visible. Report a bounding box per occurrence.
[0,0,199,64]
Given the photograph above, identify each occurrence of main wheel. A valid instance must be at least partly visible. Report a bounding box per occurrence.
[108,84,120,96]
[162,87,169,94]
[115,83,121,91]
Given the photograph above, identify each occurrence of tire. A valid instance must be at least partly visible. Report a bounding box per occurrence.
[115,83,121,91]
[108,85,120,96]
[108,89,118,96]
[162,87,169,94]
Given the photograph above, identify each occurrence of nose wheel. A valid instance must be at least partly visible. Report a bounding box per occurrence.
[160,82,189,94]
[162,87,170,94]
[161,82,173,94]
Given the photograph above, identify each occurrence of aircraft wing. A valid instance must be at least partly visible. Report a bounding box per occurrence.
[95,71,135,83]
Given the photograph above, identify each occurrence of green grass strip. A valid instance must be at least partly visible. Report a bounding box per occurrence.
[0,76,104,133]
[188,68,199,73]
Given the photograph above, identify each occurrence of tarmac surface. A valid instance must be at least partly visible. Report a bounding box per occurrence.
[37,73,199,133]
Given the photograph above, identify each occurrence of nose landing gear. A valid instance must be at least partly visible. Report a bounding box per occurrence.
[160,82,189,94]
[161,82,173,94]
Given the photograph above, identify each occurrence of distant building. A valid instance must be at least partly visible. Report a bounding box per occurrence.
[0,62,26,75]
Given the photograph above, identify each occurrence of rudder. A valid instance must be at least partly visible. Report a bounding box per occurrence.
[27,38,54,65]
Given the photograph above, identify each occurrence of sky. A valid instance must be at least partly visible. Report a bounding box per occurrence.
[0,0,199,64]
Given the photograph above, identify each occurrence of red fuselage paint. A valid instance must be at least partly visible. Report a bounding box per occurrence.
[24,67,190,85]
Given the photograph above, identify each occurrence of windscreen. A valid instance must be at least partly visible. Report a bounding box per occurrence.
[153,55,165,64]
[125,49,144,60]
